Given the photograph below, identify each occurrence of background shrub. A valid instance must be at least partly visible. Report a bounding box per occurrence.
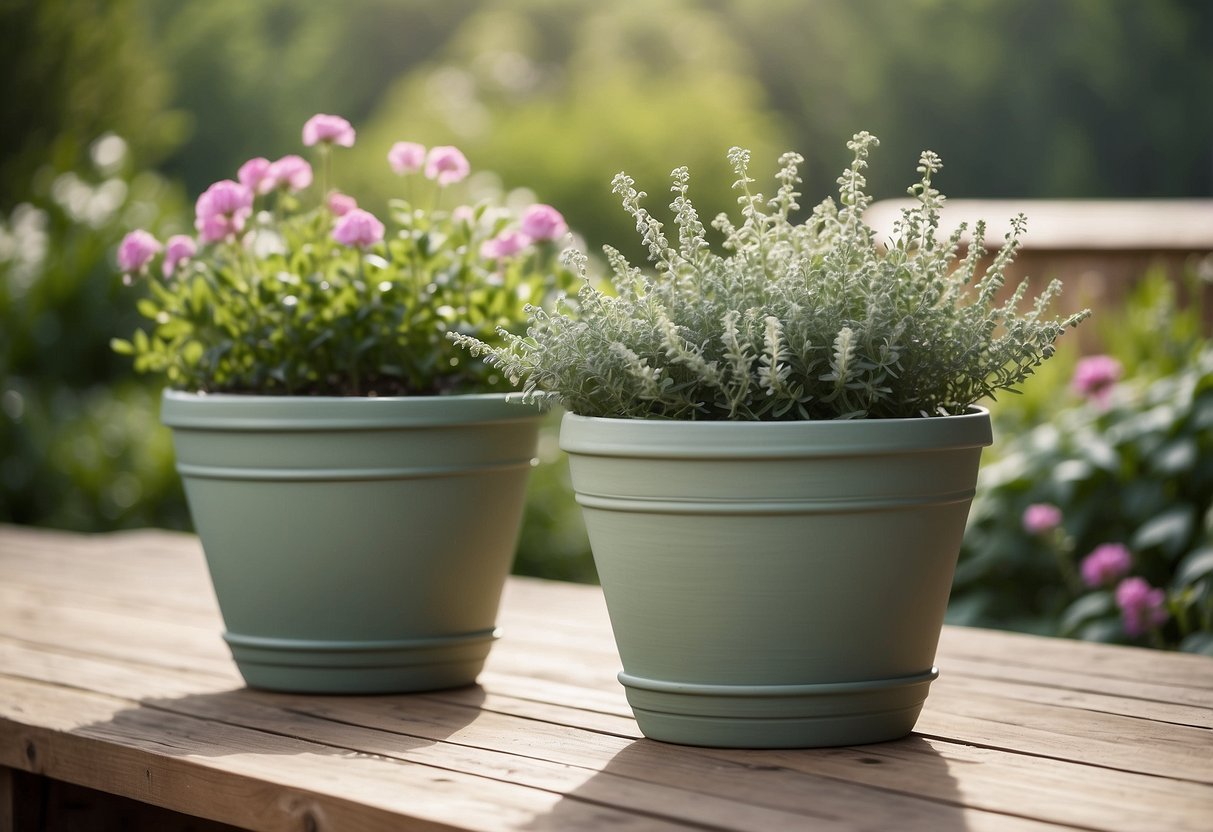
[954,270,1213,653]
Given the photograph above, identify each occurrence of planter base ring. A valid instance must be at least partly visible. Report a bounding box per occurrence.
[619,668,938,748]
[224,628,499,694]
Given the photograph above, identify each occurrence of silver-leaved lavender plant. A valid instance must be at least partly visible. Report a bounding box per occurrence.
[451,132,1089,420]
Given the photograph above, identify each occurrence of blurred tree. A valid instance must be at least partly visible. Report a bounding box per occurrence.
[0,0,181,209]
[0,0,189,529]
[142,0,479,194]
[350,0,789,261]
[0,136,190,530]
[725,0,1213,201]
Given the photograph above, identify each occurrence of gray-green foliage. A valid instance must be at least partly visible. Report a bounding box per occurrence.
[452,133,1089,420]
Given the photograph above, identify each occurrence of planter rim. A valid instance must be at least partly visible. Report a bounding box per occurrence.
[161,389,541,431]
[560,406,991,458]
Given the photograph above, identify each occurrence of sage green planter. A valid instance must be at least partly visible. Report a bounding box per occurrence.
[161,391,541,694]
[561,409,993,748]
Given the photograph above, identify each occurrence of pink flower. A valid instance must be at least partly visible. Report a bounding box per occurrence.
[266,155,314,192]
[302,114,356,148]
[424,146,470,186]
[480,229,532,260]
[520,204,568,241]
[1071,355,1122,408]
[332,208,384,249]
[162,235,197,277]
[1115,576,1169,637]
[388,142,427,175]
[327,192,357,217]
[451,205,476,225]
[195,180,254,243]
[237,157,274,194]
[117,229,161,273]
[1022,503,1062,535]
[1080,543,1132,588]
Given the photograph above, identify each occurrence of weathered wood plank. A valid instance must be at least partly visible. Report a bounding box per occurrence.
[0,658,1079,832]
[916,689,1213,783]
[0,765,12,832]
[935,670,1213,728]
[3,638,1211,832]
[4,525,1213,832]
[0,676,704,832]
[937,626,1213,689]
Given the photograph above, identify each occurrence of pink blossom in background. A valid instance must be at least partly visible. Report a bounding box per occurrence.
[424,146,470,186]
[1022,503,1062,535]
[195,180,253,243]
[327,192,357,217]
[451,205,476,225]
[520,204,568,241]
[197,180,253,217]
[163,235,197,277]
[1080,543,1132,588]
[117,229,161,273]
[388,142,427,175]
[480,229,532,260]
[302,114,356,148]
[266,155,314,192]
[1115,576,1169,636]
[237,157,273,194]
[332,208,385,249]
[1071,355,1122,407]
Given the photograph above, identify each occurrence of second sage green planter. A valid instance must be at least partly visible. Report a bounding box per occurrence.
[561,409,993,748]
[161,391,541,694]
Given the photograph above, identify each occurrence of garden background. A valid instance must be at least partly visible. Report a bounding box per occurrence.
[2,0,1211,648]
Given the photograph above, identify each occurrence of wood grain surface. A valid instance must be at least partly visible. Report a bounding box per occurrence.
[1,525,1211,831]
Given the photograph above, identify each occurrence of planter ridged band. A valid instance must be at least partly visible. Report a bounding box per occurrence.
[162,391,541,694]
[561,409,993,748]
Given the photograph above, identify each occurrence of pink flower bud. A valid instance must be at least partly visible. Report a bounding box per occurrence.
[388,141,427,175]
[237,157,274,194]
[1080,543,1132,588]
[1071,355,1122,408]
[195,180,254,243]
[424,146,470,187]
[451,205,476,225]
[332,208,385,249]
[117,229,161,273]
[1115,576,1168,637]
[480,229,532,260]
[302,113,356,148]
[163,234,197,277]
[327,192,357,217]
[266,155,314,192]
[520,204,568,241]
[1022,503,1062,535]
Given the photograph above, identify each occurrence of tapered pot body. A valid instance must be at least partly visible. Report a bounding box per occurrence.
[162,391,541,694]
[561,409,992,748]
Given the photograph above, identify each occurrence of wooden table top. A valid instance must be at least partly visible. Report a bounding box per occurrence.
[1,524,1211,831]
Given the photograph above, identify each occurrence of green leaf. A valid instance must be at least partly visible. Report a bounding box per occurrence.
[1132,505,1195,559]
[1179,631,1213,656]
[110,338,134,355]
[1075,618,1124,644]
[191,276,209,312]
[183,341,204,367]
[1060,591,1115,635]
[1175,546,1213,587]
[1155,436,1199,475]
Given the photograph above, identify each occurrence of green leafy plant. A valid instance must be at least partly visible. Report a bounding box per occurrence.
[955,271,1213,653]
[452,132,1088,420]
[113,115,574,396]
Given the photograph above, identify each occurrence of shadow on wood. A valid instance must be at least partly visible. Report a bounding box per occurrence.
[524,734,972,831]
